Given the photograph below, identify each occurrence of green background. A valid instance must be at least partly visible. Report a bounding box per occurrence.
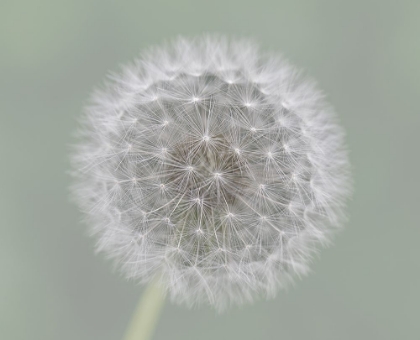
[1,1,419,339]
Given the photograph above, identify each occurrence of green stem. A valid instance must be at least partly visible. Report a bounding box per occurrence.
[123,280,166,340]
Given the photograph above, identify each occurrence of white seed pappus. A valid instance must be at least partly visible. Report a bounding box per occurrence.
[70,36,351,311]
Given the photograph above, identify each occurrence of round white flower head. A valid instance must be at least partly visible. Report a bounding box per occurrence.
[71,35,351,311]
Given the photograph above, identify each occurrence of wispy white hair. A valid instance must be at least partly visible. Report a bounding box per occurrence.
[70,35,351,311]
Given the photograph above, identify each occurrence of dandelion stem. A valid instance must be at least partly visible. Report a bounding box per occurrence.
[123,280,165,340]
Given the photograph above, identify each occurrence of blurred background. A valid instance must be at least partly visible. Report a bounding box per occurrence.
[1,1,419,339]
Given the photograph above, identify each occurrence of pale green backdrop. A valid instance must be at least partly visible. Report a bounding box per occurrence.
[1,1,419,339]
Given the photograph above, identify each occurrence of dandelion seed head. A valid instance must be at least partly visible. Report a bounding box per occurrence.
[70,35,351,311]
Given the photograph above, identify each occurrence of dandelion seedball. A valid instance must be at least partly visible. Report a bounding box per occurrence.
[71,35,351,311]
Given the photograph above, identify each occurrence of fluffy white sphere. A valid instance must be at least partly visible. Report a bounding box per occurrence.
[71,35,351,311]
